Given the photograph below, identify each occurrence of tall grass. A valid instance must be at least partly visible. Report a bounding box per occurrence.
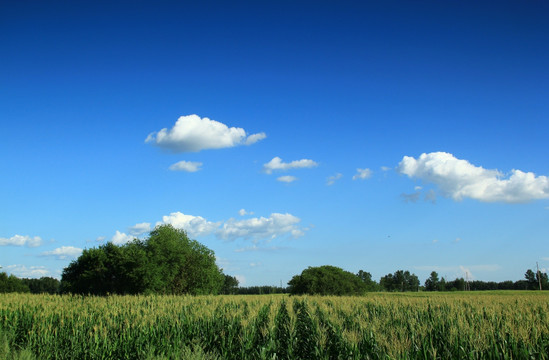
[0,292,548,359]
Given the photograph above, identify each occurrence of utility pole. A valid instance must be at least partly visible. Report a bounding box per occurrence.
[537,262,542,291]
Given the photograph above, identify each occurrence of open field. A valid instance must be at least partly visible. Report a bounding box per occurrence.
[1,291,548,359]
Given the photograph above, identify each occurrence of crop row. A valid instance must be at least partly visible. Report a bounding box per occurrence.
[1,292,548,359]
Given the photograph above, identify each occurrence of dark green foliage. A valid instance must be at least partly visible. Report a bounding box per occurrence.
[60,224,225,295]
[288,265,367,295]
[424,271,439,292]
[0,272,29,293]
[273,301,291,360]
[380,270,420,292]
[357,270,379,291]
[221,275,239,294]
[236,286,286,295]
[293,300,319,360]
[525,269,549,290]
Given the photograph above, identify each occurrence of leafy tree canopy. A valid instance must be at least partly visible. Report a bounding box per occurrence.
[288,265,367,295]
[380,270,420,292]
[61,224,226,295]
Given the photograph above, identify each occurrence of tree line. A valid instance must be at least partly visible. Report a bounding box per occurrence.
[286,265,548,295]
[0,272,60,294]
[1,224,547,295]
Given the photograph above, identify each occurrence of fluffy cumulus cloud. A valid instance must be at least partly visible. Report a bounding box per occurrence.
[111,210,306,245]
[216,213,305,241]
[398,152,549,203]
[0,235,42,247]
[326,173,343,186]
[263,157,318,174]
[353,168,372,180]
[111,231,135,245]
[128,222,151,236]
[169,160,202,172]
[157,212,219,238]
[41,246,83,260]
[145,114,266,152]
[277,175,298,183]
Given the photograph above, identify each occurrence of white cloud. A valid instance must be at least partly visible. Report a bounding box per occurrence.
[353,168,372,180]
[217,213,305,241]
[399,152,549,203]
[145,114,266,152]
[238,209,254,216]
[326,173,343,186]
[111,231,135,245]
[263,157,318,174]
[250,262,261,267]
[41,246,83,260]
[158,212,219,238]
[244,132,267,145]
[381,166,392,172]
[277,175,298,183]
[128,222,151,236]
[0,234,42,247]
[169,160,202,172]
[4,265,50,278]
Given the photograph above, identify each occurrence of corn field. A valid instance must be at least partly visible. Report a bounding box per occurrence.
[1,292,548,359]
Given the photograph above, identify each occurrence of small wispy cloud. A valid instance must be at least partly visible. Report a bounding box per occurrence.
[128,222,151,236]
[400,192,421,203]
[353,168,372,180]
[277,175,298,183]
[263,157,318,174]
[169,160,202,172]
[239,209,254,216]
[4,265,50,278]
[326,173,343,186]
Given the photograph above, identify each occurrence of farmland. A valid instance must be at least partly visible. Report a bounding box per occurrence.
[1,292,548,359]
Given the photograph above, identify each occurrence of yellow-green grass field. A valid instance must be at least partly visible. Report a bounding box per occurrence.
[1,291,548,359]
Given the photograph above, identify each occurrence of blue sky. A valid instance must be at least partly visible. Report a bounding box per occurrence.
[1,0,548,287]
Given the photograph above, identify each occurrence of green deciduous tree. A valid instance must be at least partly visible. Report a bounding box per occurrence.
[380,270,419,292]
[424,271,439,291]
[288,265,367,295]
[0,272,30,293]
[61,224,225,295]
[357,270,379,291]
